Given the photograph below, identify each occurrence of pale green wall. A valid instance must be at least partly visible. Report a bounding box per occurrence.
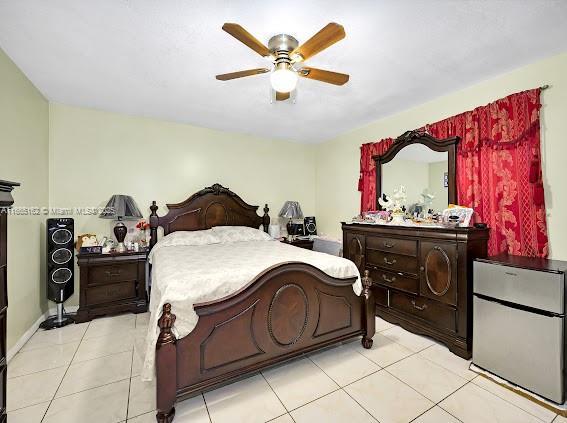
[48,103,317,306]
[315,52,567,260]
[0,48,49,349]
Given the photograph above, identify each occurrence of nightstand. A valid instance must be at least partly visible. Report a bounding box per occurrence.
[75,250,148,323]
[281,238,314,250]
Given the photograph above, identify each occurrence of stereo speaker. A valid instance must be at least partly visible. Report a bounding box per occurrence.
[41,218,75,329]
[304,216,317,236]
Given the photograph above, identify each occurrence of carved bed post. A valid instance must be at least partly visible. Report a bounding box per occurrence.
[150,201,159,249]
[262,204,270,233]
[156,303,177,423]
[361,270,375,349]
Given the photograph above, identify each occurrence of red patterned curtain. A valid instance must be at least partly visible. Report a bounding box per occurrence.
[358,88,548,257]
[359,138,393,212]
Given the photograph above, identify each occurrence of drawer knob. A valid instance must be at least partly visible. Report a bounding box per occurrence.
[383,257,397,265]
[411,300,428,311]
[382,274,396,283]
[384,242,394,248]
[105,270,122,278]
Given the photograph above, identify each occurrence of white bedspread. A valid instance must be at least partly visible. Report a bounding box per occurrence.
[140,240,361,381]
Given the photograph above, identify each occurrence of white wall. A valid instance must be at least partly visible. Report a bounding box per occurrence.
[0,48,49,349]
[315,52,567,260]
[48,103,317,306]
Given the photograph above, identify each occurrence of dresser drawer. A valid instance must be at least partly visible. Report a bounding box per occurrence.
[367,250,418,275]
[367,236,417,257]
[88,263,138,285]
[390,291,456,332]
[86,281,137,306]
[369,267,418,295]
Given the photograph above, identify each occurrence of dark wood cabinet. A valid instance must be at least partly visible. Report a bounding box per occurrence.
[0,180,18,423]
[343,222,488,358]
[75,251,148,323]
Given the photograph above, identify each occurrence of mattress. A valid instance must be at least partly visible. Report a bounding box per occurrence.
[140,239,361,381]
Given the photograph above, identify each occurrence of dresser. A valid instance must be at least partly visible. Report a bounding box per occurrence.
[342,222,488,358]
[75,251,148,322]
[0,180,18,422]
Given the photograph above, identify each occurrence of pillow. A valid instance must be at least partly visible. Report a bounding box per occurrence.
[156,229,221,248]
[212,226,273,243]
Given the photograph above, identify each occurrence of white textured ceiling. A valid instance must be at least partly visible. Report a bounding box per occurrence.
[1,0,566,143]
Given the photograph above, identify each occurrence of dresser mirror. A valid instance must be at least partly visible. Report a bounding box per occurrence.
[374,131,459,214]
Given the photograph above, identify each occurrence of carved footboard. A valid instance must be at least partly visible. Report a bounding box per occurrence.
[155,263,374,423]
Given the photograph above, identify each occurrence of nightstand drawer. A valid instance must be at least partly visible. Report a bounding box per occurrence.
[86,282,137,306]
[88,263,138,284]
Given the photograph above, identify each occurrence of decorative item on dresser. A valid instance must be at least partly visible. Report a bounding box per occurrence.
[100,194,143,253]
[343,131,489,358]
[74,250,148,323]
[148,183,375,423]
[281,238,314,250]
[0,179,19,423]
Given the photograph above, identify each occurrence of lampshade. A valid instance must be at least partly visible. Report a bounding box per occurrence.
[278,201,303,219]
[99,195,143,220]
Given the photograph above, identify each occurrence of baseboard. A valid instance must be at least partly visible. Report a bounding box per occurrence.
[7,304,79,363]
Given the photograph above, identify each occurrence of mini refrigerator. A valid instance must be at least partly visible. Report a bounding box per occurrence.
[473,257,566,403]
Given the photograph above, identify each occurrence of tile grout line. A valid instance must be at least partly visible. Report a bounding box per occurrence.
[10,346,136,381]
[201,391,214,423]
[260,371,291,416]
[261,358,344,415]
[468,377,550,423]
[306,352,379,422]
[124,346,136,421]
[40,320,92,422]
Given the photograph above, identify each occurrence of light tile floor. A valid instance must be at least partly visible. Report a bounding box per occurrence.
[7,313,565,423]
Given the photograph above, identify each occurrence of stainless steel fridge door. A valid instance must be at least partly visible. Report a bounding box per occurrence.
[473,295,564,403]
[474,261,564,314]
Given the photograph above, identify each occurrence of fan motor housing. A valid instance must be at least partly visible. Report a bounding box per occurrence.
[268,34,298,53]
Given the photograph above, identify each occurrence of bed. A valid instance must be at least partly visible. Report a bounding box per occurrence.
[147,184,375,423]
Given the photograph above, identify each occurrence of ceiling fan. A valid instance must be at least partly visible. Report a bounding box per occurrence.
[216,22,349,101]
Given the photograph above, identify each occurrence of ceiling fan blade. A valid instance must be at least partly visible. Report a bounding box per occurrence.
[299,67,349,85]
[276,91,290,101]
[291,23,345,62]
[222,23,271,57]
[216,68,270,81]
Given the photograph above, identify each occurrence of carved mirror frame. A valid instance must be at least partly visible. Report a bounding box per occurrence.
[372,130,460,211]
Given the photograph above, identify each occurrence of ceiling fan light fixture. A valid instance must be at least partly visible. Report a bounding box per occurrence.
[270,63,298,93]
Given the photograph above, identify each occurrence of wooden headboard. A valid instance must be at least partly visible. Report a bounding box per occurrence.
[149,183,270,248]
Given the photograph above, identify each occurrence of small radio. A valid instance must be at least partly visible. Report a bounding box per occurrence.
[304,216,317,235]
[289,222,305,236]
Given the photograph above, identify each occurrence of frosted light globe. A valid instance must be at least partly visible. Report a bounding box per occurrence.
[270,66,298,93]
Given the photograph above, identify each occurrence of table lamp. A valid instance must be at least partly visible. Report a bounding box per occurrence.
[278,201,303,240]
[100,194,143,252]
